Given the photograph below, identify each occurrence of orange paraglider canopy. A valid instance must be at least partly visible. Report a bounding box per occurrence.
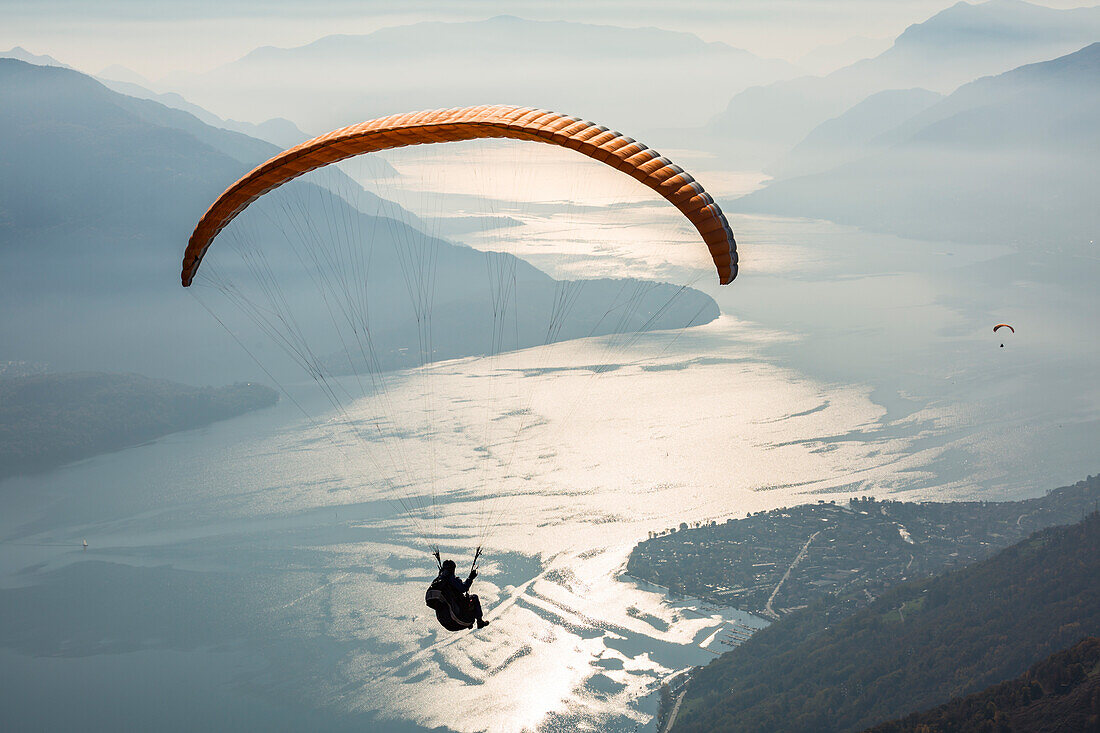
[182,105,738,286]
[993,324,1015,333]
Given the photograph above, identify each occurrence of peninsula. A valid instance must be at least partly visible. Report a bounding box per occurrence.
[0,372,278,480]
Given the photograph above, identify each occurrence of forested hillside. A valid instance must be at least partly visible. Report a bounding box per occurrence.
[868,637,1100,732]
[671,513,1100,732]
[0,372,277,479]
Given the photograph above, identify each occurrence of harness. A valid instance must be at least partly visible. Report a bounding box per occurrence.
[425,578,473,631]
[425,547,482,632]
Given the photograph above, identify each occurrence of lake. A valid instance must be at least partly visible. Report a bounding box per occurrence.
[1,146,1096,731]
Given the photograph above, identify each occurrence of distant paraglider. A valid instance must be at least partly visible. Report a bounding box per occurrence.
[993,323,1015,348]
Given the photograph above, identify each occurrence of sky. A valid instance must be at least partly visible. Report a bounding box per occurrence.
[5,0,1098,80]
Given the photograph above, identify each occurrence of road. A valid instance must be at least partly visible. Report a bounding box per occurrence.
[764,530,821,620]
[662,688,688,733]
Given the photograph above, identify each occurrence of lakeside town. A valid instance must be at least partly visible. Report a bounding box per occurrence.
[629,475,1100,620]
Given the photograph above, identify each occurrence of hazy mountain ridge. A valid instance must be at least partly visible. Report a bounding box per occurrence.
[880,40,1100,150]
[893,0,1100,52]
[798,36,892,76]
[96,63,149,85]
[0,60,404,260]
[671,507,1100,732]
[0,46,70,69]
[159,15,802,133]
[733,43,1100,250]
[768,87,944,178]
[0,59,245,237]
[707,0,1100,164]
[864,0,1100,87]
[96,76,317,151]
[1,50,305,159]
[0,372,278,479]
[0,59,716,386]
[1,47,320,152]
[241,15,766,61]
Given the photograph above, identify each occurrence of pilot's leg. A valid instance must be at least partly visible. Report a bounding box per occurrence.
[469,594,488,628]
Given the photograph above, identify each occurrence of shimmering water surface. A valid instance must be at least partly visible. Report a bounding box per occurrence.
[1,148,1096,731]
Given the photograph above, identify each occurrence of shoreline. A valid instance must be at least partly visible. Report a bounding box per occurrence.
[627,476,1100,621]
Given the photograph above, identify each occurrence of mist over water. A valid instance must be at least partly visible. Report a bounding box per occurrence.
[0,320,890,732]
[4,138,1096,731]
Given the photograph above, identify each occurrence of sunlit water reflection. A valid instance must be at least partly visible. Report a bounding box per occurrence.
[0,319,884,732]
[1,145,1097,731]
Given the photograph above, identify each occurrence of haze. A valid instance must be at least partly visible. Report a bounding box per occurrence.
[1,1,1098,731]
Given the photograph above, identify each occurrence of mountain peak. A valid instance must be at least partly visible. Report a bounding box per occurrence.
[894,0,1099,49]
[1,46,70,69]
